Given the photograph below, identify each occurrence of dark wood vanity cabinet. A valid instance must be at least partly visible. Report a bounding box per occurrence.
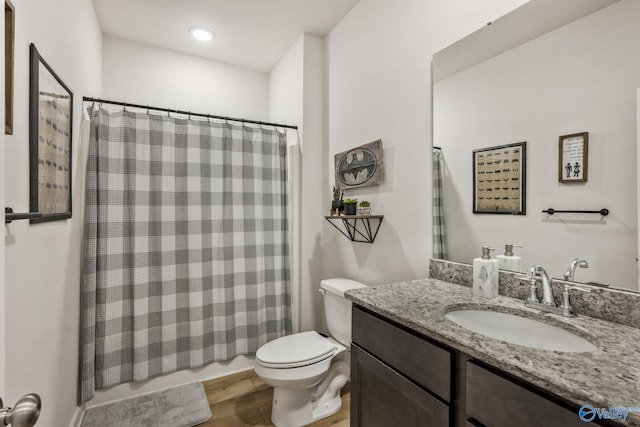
[351,306,614,427]
[351,307,452,427]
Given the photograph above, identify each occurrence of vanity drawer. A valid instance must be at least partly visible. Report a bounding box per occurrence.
[352,306,452,402]
[466,361,584,427]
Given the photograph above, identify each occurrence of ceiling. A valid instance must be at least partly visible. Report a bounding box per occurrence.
[92,0,360,73]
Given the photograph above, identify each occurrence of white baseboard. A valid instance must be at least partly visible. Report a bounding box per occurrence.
[69,405,85,427]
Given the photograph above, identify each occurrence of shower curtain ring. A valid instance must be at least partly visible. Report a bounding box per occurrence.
[146,105,150,115]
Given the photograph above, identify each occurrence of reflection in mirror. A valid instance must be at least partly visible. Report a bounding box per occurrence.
[432,0,639,291]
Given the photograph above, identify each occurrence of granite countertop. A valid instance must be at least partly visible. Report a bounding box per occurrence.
[346,278,640,426]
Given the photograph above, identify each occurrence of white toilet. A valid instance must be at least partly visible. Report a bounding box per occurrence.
[254,278,367,427]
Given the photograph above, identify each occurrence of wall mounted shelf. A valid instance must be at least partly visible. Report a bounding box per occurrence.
[324,215,384,243]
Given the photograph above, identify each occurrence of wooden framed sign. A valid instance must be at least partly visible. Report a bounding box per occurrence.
[558,132,588,183]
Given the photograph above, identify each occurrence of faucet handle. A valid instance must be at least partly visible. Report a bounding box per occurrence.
[560,283,591,317]
[564,283,592,293]
[515,274,539,303]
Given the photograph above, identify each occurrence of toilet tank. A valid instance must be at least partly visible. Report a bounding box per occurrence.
[320,278,367,346]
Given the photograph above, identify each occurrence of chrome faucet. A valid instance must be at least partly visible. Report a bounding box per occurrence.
[526,265,555,306]
[563,258,589,281]
[520,264,592,317]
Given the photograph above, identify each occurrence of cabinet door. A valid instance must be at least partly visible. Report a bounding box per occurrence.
[351,344,449,427]
[352,307,452,402]
[466,361,584,427]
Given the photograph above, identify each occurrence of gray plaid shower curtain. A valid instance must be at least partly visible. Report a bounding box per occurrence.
[80,107,291,403]
[433,148,447,259]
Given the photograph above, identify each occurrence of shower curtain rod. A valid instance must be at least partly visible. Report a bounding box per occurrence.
[82,96,298,130]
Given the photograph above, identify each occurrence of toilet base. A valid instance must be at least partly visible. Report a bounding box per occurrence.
[269,355,350,427]
[271,387,342,427]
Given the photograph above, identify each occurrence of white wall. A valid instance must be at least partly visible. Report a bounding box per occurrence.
[0,0,6,398]
[3,0,102,426]
[102,37,269,119]
[637,88,640,291]
[435,0,639,289]
[299,36,325,331]
[269,36,304,333]
[269,34,325,332]
[323,0,527,285]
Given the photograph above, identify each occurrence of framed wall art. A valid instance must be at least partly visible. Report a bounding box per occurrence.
[558,132,588,183]
[29,43,73,222]
[473,141,526,215]
[5,0,15,134]
[334,139,383,190]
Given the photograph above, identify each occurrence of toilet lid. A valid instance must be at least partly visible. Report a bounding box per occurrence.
[256,331,336,368]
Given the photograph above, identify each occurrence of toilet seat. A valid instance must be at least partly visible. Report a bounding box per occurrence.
[256,331,337,369]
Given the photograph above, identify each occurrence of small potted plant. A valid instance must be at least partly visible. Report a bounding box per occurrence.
[331,186,343,215]
[343,197,358,215]
[357,200,371,215]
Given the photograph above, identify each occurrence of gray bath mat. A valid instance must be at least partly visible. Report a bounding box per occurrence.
[81,382,212,427]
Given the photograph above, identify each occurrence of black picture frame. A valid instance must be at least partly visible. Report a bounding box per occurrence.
[29,43,73,223]
[472,141,526,215]
[5,0,15,135]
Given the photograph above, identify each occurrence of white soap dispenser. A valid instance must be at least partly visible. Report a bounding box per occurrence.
[473,246,499,298]
[497,244,523,273]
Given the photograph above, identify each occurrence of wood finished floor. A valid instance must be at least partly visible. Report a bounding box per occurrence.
[199,370,350,427]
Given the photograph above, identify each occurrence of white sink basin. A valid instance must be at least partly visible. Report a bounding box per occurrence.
[445,309,597,353]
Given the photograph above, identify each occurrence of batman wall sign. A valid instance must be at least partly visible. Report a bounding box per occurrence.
[334,139,384,190]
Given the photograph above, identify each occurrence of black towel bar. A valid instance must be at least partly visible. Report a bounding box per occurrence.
[542,208,609,216]
[5,207,43,223]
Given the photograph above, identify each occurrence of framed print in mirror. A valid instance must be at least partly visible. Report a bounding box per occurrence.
[473,141,526,215]
[29,43,72,222]
[558,132,588,183]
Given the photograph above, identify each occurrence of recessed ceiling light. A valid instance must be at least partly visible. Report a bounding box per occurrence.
[190,27,214,42]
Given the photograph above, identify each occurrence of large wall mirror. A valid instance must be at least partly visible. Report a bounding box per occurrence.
[432,0,640,291]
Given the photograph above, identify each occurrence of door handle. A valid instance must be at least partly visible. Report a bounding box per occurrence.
[0,394,41,427]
